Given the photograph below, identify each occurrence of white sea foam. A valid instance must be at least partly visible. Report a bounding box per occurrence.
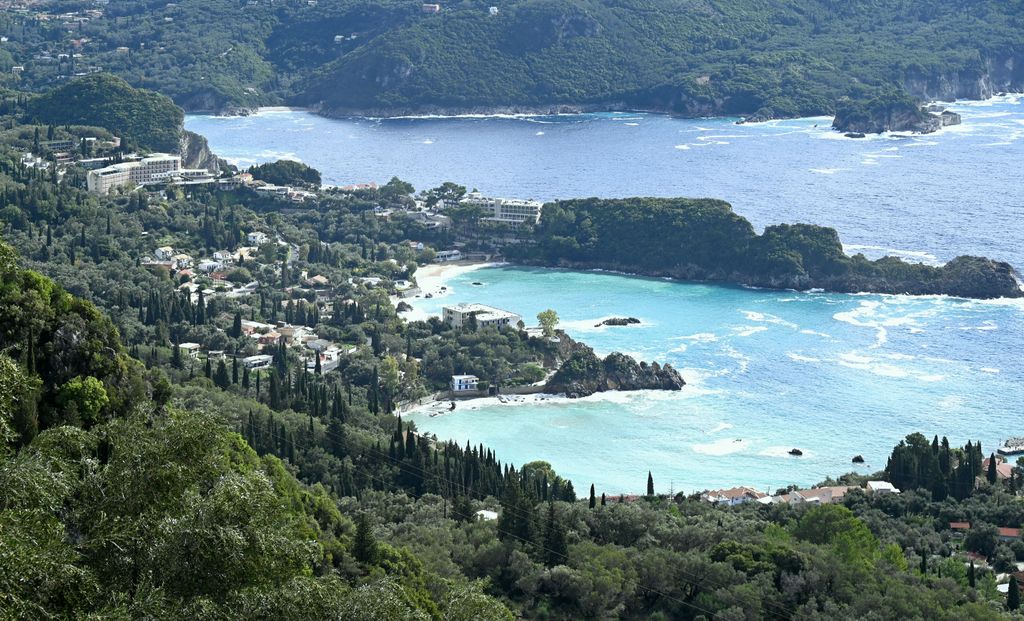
[674,144,690,150]
[843,244,939,265]
[799,329,831,338]
[673,332,718,343]
[708,422,734,434]
[535,131,545,136]
[693,438,750,456]
[810,168,842,174]
[787,353,822,363]
[981,367,1001,374]
[741,310,799,329]
[733,325,769,337]
[421,139,434,144]
[760,446,815,459]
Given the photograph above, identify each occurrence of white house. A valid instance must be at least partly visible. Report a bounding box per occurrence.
[700,486,768,506]
[451,374,479,392]
[243,354,274,370]
[155,246,174,261]
[178,342,201,359]
[443,303,521,330]
[435,249,462,262]
[247,231,269,246]
[197,260,221,273]
[866,481,900,495]
[475,509,498,521]
[212,250,234,263]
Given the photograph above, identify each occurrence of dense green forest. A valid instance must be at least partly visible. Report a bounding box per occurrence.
[2,0,1022,116]
[507,197,1023,298]
[24,74,184,152]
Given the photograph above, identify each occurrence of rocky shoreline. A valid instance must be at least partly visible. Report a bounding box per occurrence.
[543,335,684,399]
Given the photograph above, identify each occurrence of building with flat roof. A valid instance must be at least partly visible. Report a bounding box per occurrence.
[459,191,543,225]
[443,303,521,330]
[451,374,479,392]
[87,153,182,194]
[243,354,274,369]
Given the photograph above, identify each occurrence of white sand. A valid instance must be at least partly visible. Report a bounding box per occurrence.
[399,261,502,321]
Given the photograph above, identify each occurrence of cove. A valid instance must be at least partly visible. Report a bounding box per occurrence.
[403,266,1023,494]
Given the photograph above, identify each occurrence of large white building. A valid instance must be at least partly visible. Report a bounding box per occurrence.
[87,154,181,194]
[459,191,543,225]
[443,303,522,330]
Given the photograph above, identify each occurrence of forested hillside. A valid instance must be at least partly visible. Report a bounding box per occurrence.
[510,197,1024,298]
[3,0,1023,117]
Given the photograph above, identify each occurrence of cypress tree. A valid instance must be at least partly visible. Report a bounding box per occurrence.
[589,484,596,509]
[600,492,606,506]
[988,453,998,485]
[229,310,242,338]
[542,502,568,568]
[353,512,378,564]
[1009,576,1020,611]
[969,561,976,588]
[232,356,239,384]
[213,360,230,388]
[204,357,212,379]
[647,471,654,497]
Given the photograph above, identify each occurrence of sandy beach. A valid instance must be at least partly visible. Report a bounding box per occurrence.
[397,261,503,321]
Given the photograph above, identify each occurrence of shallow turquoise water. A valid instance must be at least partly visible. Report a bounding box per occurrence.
[404,267,1023,494]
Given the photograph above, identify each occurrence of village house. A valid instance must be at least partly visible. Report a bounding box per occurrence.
[451,374,479,393]
[475,509,498,521]
[701,486,768,506]
[243,354,273,370]
[247,231,269,246]
[155,246,174,261]
[178,342,201,359]
[866,481,900,495]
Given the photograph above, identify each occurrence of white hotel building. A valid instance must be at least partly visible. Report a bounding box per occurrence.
[443,303,522,330]
[87,154,215,194]
[458,191,543,225]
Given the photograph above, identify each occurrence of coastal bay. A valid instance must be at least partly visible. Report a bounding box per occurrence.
[190,98,1024,493]
[403,266,1023,493]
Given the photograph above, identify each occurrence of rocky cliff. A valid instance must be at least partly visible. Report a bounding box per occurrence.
[544,341,684,399]
[903,54,1024,102]
[180,130,232,173]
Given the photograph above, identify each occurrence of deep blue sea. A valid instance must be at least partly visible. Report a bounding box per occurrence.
[187,99,1024,494]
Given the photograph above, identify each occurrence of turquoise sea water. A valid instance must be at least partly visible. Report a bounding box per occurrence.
[186,99,1024,493]
[404,267,1023,494]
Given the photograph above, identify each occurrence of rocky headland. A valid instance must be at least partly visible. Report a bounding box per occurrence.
[832,92,963,134]
[544,338,684,399]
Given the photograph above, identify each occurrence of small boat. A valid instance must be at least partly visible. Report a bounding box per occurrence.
[472,281,484,286]
[789,448,803,456]
[998,437,1024,456]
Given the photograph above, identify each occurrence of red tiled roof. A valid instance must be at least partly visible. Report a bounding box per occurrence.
[950,521,971,530]
[998,527,1021,539]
